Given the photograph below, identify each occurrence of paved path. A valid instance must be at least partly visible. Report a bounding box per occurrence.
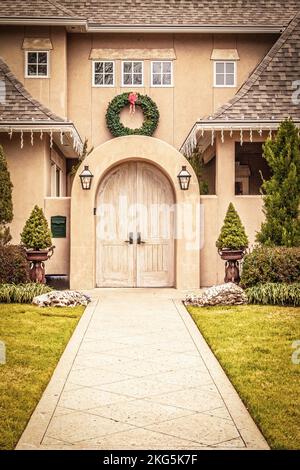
[17,289,268,450]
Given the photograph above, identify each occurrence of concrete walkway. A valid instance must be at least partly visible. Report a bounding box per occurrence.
[17,289,268,450]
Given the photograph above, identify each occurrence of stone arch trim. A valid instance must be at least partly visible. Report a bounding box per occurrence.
[70,135,200,290]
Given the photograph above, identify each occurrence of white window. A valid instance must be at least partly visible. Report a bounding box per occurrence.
[151,61,173,87]
[51,162,62,197]
[25,51,49,78]
[93,61,115,87]
[214,61,236,87]
[122,61,143,87]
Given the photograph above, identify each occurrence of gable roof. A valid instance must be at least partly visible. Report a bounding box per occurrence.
[181,10,300,154]
[0,0,299,29]
[209,10,300,122]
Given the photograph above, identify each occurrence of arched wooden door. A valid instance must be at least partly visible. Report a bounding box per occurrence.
[96,161,175,287]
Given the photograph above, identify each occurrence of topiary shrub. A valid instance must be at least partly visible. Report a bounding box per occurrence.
[246,283,300,307]
[0,283,52,303]
[0,245,29,284]
[216,203,249,250]
[20,205,52,250]
[241,246,300,288]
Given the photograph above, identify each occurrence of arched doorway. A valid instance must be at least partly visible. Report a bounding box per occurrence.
[70,135,200,290]
[96,161,175,287]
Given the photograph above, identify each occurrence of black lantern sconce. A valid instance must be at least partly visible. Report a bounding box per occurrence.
[79,165,94,190]
[177,165,191,190]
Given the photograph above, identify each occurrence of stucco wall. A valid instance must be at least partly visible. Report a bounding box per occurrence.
[0,134,69,276]
[67,32,277,150]
[44,197,70,275]
[1,134,49,243]
[0,25,67,117]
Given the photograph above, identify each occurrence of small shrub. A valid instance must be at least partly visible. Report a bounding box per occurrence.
[20,205,52,250]
[241,246,300,288]
[0,144,13,245]
[0,245,29,284]
[0,283,52,304]
[246,283,300,306]
[216,203,249,250]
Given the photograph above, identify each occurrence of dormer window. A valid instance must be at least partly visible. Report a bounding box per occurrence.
[25,51,49,78]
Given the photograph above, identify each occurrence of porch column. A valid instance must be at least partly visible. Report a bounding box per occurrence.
[215,133,236,283]
[216,133,235,200]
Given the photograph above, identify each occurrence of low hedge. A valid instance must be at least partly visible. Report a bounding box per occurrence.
[0,283,52,304]
[246,283,300,307]
[0,245,29,284]
[241,247,300,288]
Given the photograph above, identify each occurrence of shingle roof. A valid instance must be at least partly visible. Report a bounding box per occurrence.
[0,0,299,27]
[0,0,77,18]
[0,57,67,123]
[208,10,300,122]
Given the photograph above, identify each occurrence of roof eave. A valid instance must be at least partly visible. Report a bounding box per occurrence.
[180,119,300,152]
[0,18,284,33]
[0,17,85,26]
[86,24,284,34]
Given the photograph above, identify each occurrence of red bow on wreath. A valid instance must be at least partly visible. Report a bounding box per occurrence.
[128,92,138,114]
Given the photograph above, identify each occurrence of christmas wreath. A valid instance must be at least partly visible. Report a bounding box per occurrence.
[105,92,159,137]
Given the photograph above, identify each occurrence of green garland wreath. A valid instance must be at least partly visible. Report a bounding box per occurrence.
[105,92,159,137]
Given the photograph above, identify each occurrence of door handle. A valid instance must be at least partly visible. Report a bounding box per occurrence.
[137,232,146,245]
[125,232,134,244]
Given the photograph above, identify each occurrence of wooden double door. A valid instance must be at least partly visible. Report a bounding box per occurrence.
[96,161,175,287]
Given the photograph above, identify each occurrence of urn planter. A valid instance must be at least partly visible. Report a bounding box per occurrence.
[218,248,246,284]
[25,246,55,284]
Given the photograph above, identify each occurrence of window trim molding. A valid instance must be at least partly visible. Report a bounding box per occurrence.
[150,60,173,88]
[92,60,115,87]
[24,50,50,79]
[51,161,62,198]
[213,60,237,88]
[121,60,144,87]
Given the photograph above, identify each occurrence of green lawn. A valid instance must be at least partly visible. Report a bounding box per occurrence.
[0,303,84,450]
[188,304,300,450]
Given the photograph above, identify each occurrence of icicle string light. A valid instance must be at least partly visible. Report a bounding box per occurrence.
[20,130,23,149]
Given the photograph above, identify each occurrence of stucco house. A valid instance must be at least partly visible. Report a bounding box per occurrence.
[0,0,299,290]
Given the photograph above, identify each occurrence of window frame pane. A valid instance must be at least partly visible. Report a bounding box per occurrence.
[93,61,115,87]
[122,61,144,87]
[25,51,49,78]
[151,61,173,87]
[214,61,236,88]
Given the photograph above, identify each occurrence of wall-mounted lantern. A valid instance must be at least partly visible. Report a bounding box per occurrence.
[177,165,191,190]
[79,165,94,190]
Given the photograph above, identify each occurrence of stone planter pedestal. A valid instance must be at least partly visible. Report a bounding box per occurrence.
[218,249,246,284]
[25,247,55,284]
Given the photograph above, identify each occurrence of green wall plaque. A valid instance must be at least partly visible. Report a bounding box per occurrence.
[51,215,67,238]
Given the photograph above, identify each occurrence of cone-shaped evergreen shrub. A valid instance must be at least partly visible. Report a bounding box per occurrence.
[216,203,249,250]
[20,205,52,250]
[0,145,13,245]
[256,119,300,247]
